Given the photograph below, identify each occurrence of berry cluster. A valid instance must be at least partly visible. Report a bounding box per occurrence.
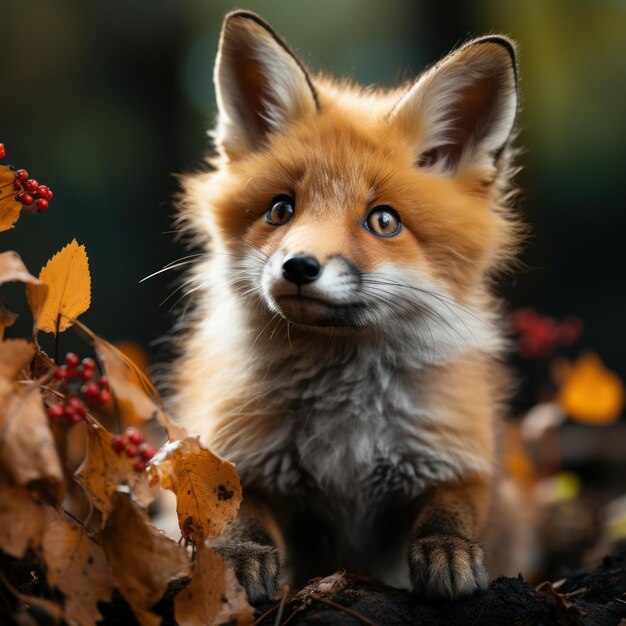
[510,308,583,359]
[0,143,53,212]
[111,427,156,473]
[46,352,111,425]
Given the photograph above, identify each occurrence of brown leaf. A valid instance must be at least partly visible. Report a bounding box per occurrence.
[150,437,242,543]
[91,333,187,440]
[42,519,115,626]
[29,239,91,334]
[103,489,191,626]
[75,423,156,522]
[0,301,18,340]
[0,251,48,326]
[174,542,253,626]
[0,477,45,558]
[0,166,22,232]
[0,341,64,501]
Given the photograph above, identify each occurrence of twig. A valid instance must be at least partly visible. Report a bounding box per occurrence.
[252,603,279,626]
[281,603,305,625]
[311,595,380,626]
[274,584,289,625]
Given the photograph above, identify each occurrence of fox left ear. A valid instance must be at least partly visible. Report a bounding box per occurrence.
[213,11,318,160]
[390,36,518,175]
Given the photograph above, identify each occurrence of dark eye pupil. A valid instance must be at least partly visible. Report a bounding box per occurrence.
[378,213,391,230]
[267,196,294,225]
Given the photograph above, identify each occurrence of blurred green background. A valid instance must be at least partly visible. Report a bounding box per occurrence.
[1,0,625,391]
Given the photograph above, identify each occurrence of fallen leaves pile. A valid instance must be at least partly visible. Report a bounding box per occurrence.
[0,150,253,626]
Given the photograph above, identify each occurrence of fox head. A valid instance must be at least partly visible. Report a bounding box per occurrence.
[180,11,521,362]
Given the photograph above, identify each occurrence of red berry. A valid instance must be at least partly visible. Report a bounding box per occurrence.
[125,444,138,458]
[36,185,49,198]
[43,187,53,200]
[53,365,68,380]
[67,411,83,424]
[82,357,96,371]
[112,435,126,454]
[24,179,38,192]
[74,366,91,380]
[67,397,86,417]
[0,144,5,158]
[133,460,146,473]
[139,443,156,461]
[35,198,49,212]
[15,169,28,182]
[99,375,109,389]
[98,390,112,404]
[13,179,23,190]
[83,381,99,396]
[65,352,80,368]
[66,367,78,379]
[47,404,65,421]
[125,427,143,445]
[17,193,34,205]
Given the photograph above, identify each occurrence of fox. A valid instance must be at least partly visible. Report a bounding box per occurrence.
[170,9,535,603]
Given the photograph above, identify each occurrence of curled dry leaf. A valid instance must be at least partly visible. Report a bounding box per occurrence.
[174,542,253,626]
[42,519,115,626]
[0,301,18,340]
[0,251,48,325]
[103,489,191,626]
[28,239,90,335]
[0,340,64,501]
[0,476,45,559]
[0,165,22,232]
[75,423,156,523]
[150,437,242,543]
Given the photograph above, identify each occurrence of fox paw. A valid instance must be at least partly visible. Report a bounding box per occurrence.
[408,535,488,601]
[210,539,279,604]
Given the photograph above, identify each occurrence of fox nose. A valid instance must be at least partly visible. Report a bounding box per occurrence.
[282,255,322,285]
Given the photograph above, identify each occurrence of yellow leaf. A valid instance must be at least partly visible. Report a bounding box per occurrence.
[174,543,253,626]
[29,239,91,334]
[0,250,48,326]
[150,437,242,543]
[558,352,625,424]
[0,165,22,232]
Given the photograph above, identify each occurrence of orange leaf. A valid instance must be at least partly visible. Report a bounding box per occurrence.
[29,239,91,334]
[174,542,253,626]
[75,423,156,523]
[150,437,242,543]
[0,165,22,232]
[42,519,116,626]
[558,352,625,424]
[0,251,48,326]
[103,490,190,626]
[0,477,45,559]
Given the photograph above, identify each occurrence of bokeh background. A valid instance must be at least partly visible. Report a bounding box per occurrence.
[1,0,626,577]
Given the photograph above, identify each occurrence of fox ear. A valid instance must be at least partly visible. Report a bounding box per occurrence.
[213,11,318,160]
[390,36,518,175]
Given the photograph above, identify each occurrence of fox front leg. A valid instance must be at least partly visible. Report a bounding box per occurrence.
[210,493,284,604]
[408,478,491,601]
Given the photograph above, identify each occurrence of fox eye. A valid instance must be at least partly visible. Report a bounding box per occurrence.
[364,206,402,238]
[266,195,295,226]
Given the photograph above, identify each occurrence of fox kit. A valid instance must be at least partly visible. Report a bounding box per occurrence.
[172,10,532,602]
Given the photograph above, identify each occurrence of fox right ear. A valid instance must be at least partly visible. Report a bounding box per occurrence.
[213,11,318,160]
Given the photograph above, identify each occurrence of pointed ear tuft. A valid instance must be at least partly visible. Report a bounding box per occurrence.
[213,11,318,160]
[391,36,518,175]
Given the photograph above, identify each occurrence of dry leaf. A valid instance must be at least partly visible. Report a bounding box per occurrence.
[42,519,115,626]
[75,423,156,522]
[175,542,253,626]
[30,239,91,334]
[0,165,22,232]
[558,352,625,424]
[150,437,242,543]
[0,338,34,385]
[0,251,48,325]
[103,489,191,626]
[0,477,45,558]
[0,301,18,340]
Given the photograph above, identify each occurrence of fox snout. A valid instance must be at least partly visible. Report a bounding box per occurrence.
[282,255,322,285]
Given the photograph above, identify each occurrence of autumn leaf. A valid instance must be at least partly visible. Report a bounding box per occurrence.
[0,340,64,501]
[29,239,91,334]
[0,165,22,232]
[0,251,48,325]
[150,437,242,543]
[75,423,156,522]
[175,542,253,626]
[103,489,191,626]
[558,352,625,424]
[0,477,45,559]
[42,519,115,626]
[0,302,18,340]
